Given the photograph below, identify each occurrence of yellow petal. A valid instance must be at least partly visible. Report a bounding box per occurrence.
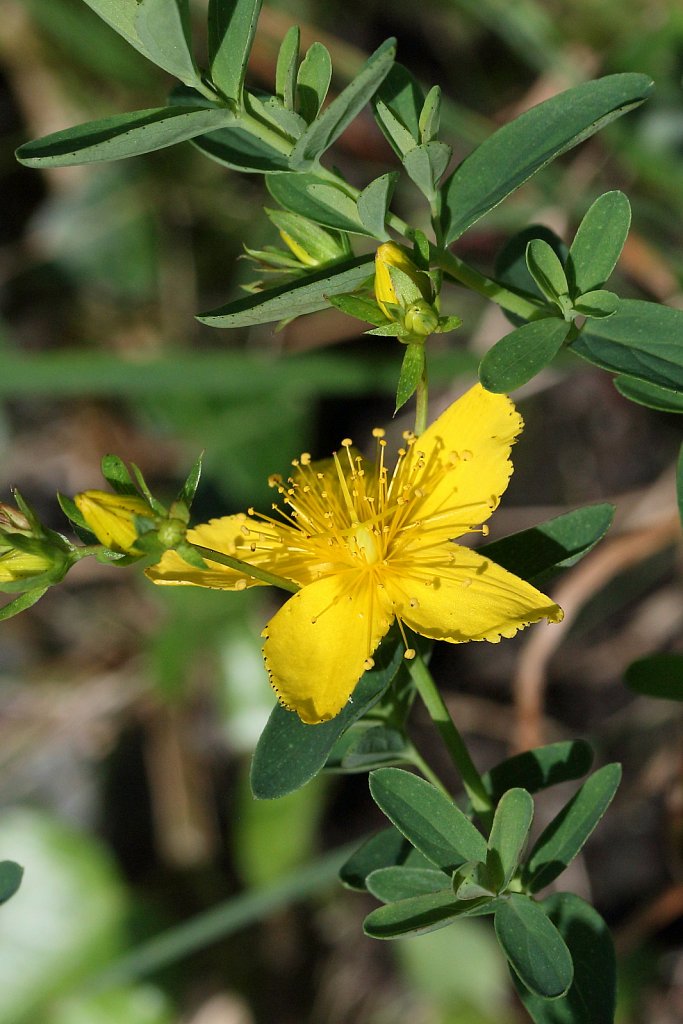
[263,572,394,724]
[74,490,152,553]
[384,544,562,643]
[146,514,318,590]
[399,384,523,545]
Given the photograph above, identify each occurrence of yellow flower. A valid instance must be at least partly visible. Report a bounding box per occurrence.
[0,546,55,583]
[147,385,562,724]
[374,242,433,320]
[74,490,154,554]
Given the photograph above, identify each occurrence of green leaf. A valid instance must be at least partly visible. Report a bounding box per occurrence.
[135,0,197,85]
[366,866,451,903]
[403,142,452,200]
[328,293,387,326]
[419,85,441,144]
[208,0,262,104]
[495,225,568,326]
[523,764,622,892]
[364,890,493,939]
[515,893,616,1024]
[16,106,236,168]
[395,344,425,412]
[479,318,570,392]
[192,123,291,172]
[289,38,396,168]
[481,503,614,586]
[625,652,683,701]
[567,191,631,295]
[487,789,534,891]
[357,172,398,239]
[339,726,410,771]
[79,0,142,51]
[482,741,595,803]
[339,826,433,891]
[369,767,487,871]
[100,454,138,496]
[0,863,23,906]
[572,290,618,318]
[372,62,423,153]
[570,299,683,390]
[199,253,373,327]
[276,25,300,109]
[452,861,496,901]
[0,588,49,621]
[267,172,369,233]
[296,42,332,123]
[495,894,573,998]
[614,376,683,413]
[526,239,569,303]
[250,635,404,799]
[441,74,653,244]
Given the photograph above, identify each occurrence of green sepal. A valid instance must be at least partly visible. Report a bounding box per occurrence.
[625,652,683,701]
[436,314,463,333]
[479,318,570,392]
[572,289,619,318]
[276,25,300,110]
[129,464,165,515]
[339,826,434,891]
[296,42,332,123]
[365,323,407,337]
[250,633,404,799]
[369,767,487,872]
[100,454,139,496]
[395,343,425,413]
[176,452,203,507]
[522,764,622,892]
[567,190,631,295]
[495,893,573,999]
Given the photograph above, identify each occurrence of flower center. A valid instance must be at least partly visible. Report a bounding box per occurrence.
[353,524,381,564]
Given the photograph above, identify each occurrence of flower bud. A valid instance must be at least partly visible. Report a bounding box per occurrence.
[0,541,61,585]
[374,243,432,320]
[74,490,155,555]
[404,301,440,337]
[0,504,31,534]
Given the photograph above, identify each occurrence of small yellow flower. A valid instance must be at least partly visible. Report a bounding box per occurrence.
[146,385,562,725]
[74,490,154,554]
[374,242,433,320]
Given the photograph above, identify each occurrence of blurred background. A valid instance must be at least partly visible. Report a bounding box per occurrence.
[1,0,683,1021]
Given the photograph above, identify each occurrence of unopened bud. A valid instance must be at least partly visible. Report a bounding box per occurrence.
[404,301,439,337]
[374,243,432,320]
[74,490,154,555]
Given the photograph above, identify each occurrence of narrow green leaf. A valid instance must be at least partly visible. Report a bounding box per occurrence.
[357,172,398,239]
[250,635,404,799]
[625,652,683,701]
[479,319,570,392]
[570,299,683,391]
[495,225,568,326]
[395,344,425,412]
[0,588,48,621]
[267,172,369,233]
[523,764,622,892]
[177,453,203,506]
[366,866,451,903]
[328,294,387,326]
[487,789,534,890]
[340,726,409,771]
[495,894,573,998]
[193,124,290,172]
[276,25,300,109]
[567,191,631,294]
[515,893,616,1024]
[198,253,373,327]
[419,85,441,144]
[364,890,491,939]
[339,827,433,891]
[481,503,614,586]
[289,38,396,168]
[526,239,569,303]
[482,741,595,803]
[80,0,141,51]
[372,62,423,151]
[100,454,138,496]
[0,862,23,905]
[135,0,197,85]
[403,141,451,200]
[16,106,236,168]
[208,0,262,104]
[573,289,618,318]
[441,74,653,244]
[369,767,487,871]
[296,42,332,123]
[614,376,683,413]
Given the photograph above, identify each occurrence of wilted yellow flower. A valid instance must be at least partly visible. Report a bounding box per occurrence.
[146,385,562,725]
[74,490,154,554]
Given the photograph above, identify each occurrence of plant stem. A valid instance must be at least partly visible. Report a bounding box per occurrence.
[415,364,429,435]
[407,652,494,823]
[189,545,300,594]
[434,249,545,320]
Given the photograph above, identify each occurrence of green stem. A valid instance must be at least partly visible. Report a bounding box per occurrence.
[238,108,297,156]
[415,364,429,435]
[407,652,493,823]
[189,545,300,594]
[434,249,545,320]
